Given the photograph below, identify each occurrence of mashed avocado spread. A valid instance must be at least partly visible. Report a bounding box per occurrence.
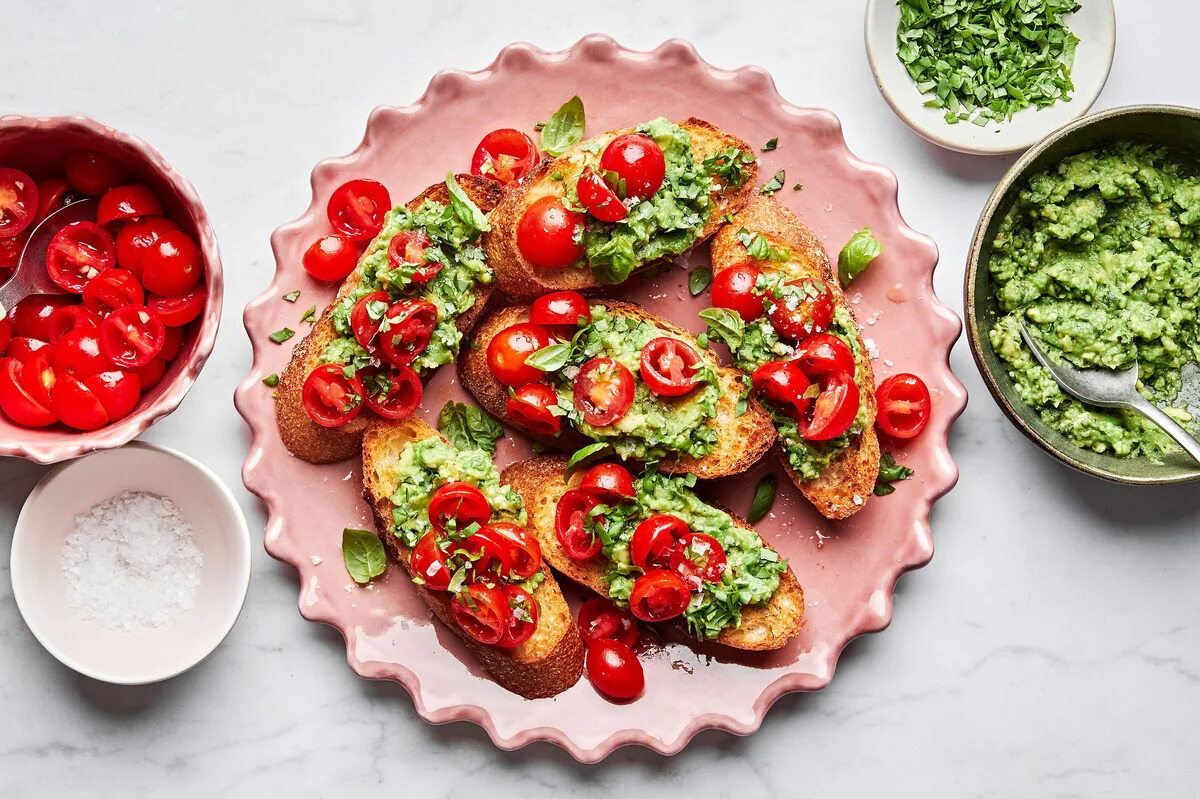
[989,143,1200,459]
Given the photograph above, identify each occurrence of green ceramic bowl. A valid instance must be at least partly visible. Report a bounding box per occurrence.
[965,104,1200,485]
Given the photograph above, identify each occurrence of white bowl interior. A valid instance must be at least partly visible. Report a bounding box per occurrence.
[10,442,250,684]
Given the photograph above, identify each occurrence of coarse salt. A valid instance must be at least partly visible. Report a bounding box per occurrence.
[60,491,203,632]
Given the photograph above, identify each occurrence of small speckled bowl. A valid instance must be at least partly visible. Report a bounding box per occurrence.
[966,104,1200,484]
[0,115,222,464]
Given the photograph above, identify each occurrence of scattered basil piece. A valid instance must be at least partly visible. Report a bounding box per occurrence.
[269,328,295,344]
[698,307,745,350]
[688,265,712,296]
[874,453,915,496]
[566,442,610,472]
[445,172,490,233]
[761,169,785,195]
[342,528,386,584]
[737,229,789,262]
[837,228,883,286]
[696,332,709,349]
[747,474,776,523]
[762,137,778,151]
[524,342,571,372]
[539,95,585,156]
[299,305,316,324]
[437,401,504,455]
[793,183,804,191]
[282,290,300,303]
[262,373,279,387]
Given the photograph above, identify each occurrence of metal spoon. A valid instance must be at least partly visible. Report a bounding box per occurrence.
[1017,316,1200,465]
[0,197,99,315]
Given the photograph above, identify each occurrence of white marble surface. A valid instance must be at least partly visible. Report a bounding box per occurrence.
[3,0,1199,795]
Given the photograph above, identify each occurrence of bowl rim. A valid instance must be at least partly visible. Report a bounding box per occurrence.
[964,103,1200,485]
[0,114,223,464]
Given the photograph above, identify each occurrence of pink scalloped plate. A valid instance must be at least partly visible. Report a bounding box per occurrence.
[235,35,966,762]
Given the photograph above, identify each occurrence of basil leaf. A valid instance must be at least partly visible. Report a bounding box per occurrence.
[445,172,490,234]
[874,453,914,496]
[269,328,295,344]
[762,137,778,151]
[761,169,786,195]
[698,307,745,350]
[539,95,585,157]
[688,265,712,296]
[262,373,279,387]
[342,528,386,584]
[438,401,503,455]
[299,305,316,324]
[747,474,776,524]
[566,442,610,471]
[524,342,571,372]
[838,228,883,286]
[282,290,300,303]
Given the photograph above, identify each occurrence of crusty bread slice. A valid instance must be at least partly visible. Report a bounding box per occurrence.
[502,455,805,651]
[485,117,759,299]
[710,195,881,520]
[360,417,584,699]
[459,299,776,480]
[275,176,503,464]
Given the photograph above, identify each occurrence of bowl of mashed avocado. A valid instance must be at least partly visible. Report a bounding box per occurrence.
[967,104,1200,484]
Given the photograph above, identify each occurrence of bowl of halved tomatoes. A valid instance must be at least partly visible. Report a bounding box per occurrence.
[0,115,221,463]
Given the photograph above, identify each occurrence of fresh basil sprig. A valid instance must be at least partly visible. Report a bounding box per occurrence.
[342,528,386,584]
[698,307,745,351]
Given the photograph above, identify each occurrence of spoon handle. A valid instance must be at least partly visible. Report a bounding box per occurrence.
[1128,395,1200,466]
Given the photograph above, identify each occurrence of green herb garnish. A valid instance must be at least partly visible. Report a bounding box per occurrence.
[566,442,610,472]
[838,228,883,286]
[874,453,914,496]
[699,307,745,351]
[262,373,279,387]
[269,328,295,344]
[762,137,778,151]
[438,401,504,455]
[761,169,785,195]
[525,342,571,372]
[539,95,585,156]
[688,265,712,296]
[747,473,776,523]
[282,290,300,303]
[299,305,316,324]
[342,528,386,584]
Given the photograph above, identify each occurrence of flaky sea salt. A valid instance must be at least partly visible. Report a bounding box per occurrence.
[60,491,203,632]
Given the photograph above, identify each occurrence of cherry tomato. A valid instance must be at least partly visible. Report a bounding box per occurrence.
[6,337,50,362]
[876,373,931,440]
[484,521,542,579]
[52,327,111,377]
[506,382,562,436]
[96,184,164,226]
[712,262,765,321]
[83,369,140,421]
[302,234,358,282]
[529,290,591,339]
[349,290,390,350]
[751,361,812,420]
[378,299,438,367]
[630,513,688,571]
[148,287,205,327]
[670,532,728,589]
[134,356,167,391]
[577,597,639,649]
[98,305,165,368]
[554,488,603,560]
[471,129,538,184]
[801,372,860,441]
[573,357,634,427]
[628,569,691,623]
[0,355,56,427]
[141,230,203,296]
[82,269,144,317]
[640,337,702,397]
[115,216,179,279]
[51,372,107,430]
[387,230,440,283]
[497,584,539,648]
[0,314,9,356]
[64,150,124,196]
[599,133,666,200]
[486,322,554,387]
[516,196,583,268]
[0,168,39,239]
[0,231,26,269]
[361,364,421,420]
[11,294,73,341]
[35,178,72,223]
[301,363,364,428]
[46,221,116,293]
[793,333,855,379]
[579,463,635,502]
[576,166,627,223]
[459,525,515,580]
[450,583,510,646]
[768,279,835,340]
[427,481,491,533]
[327,179,390,241]
[586,639,644,700]
[410,533,452,591]
[158,325,184,362]
[46,305,100,344]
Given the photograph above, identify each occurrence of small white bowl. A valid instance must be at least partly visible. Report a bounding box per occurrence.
[10,442,251,684]
[865,0,1116,155]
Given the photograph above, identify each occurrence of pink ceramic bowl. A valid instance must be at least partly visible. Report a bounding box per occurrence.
[0,115,222,464]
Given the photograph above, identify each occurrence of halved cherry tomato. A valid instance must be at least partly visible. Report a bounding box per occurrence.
[0,314,9,356]
[301,363,363,427]
[529,290,590,339]
[82,269,144,317]
[361,364,421,420]
[876,373,931,440]
[46,221,116,293]
[801,372,860,441]
[327,179,390,241]
[628,569,691,623]
[670,532,728,589]
[99,305,164,368]
[712,262,765,321]
[768,279,835,340]
[486,322,554,386]
[516,196,583,268]
[640,337,702,397]
[97,184,164,226]
[387,230,440,283]
[599,133,666,200]
[84,369,140,421]
[378,299,438,367]
[428,481,491,533]
[577,597,639,649]
[302,234,358,282]
[52,327,110,377]
[51,372,107,430]
[459,524,515,580]
[554,488,603,560]
[11,294,73,341]
[630,513,688,571]
[450,583,510,646]
[497,584,539,648]
[115,216,179,279]
[794,333,855,379]
[410,533,452,591]
[64,150,124,196]
[148,287,205,327]
[0,355,56,427]
[134,356,167,391]
[0,168,39,239]
[46,305,100,344]
[752,361,812,420]
[471,129,539,184]
[576,166,627,223]
[158,325,184,361]
[141,230,202,296]
[6,337,50,362]
[349,290,390,350]
[586,639,644,700]
[579,463,635,502]
[0,231,26,269]
[506,382,561,436]
[573,357,634,427]
[35,178,72,223]
[484,521,542,579]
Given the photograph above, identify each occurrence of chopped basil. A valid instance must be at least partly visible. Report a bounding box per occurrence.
[737,229,789,262]
[566,442,610,472]
[299,305,316,324]
[269,328,295,344]
[342,528,386,584]
[282,290,300,303]
[262,373,279,387]
[445,172,490,234]
[792,183,803,191]
[525,342,572,372]
[747,473,776,523]
[539,95,586,156]
[437,401,504,455]
[550,171,564,181]
[874,453,914,496]
[761,169,785,195]
[702,147,756,188]
[688,264,712,296]
[762,137,778,151]
[837,228,883,286]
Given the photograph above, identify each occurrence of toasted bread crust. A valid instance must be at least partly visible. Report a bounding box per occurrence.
[360,417,584,699]
[275,176,503,464]
[502,455,804,651]
[485,117,759,299]
[711,195,881,520]
[459,299,776,479]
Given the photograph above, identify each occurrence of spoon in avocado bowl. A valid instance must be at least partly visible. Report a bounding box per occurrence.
[0,197,99,315]
[1017,317,1200,466]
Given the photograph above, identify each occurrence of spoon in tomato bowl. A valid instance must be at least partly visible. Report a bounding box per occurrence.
[0,197,99,315]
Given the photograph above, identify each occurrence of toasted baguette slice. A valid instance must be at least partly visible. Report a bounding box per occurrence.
[460,299,776,479]
[486,118,758,299]
[275,176,503,464]
[711,195,880,520]
[502,455,805,651]
[361,417,584,699]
